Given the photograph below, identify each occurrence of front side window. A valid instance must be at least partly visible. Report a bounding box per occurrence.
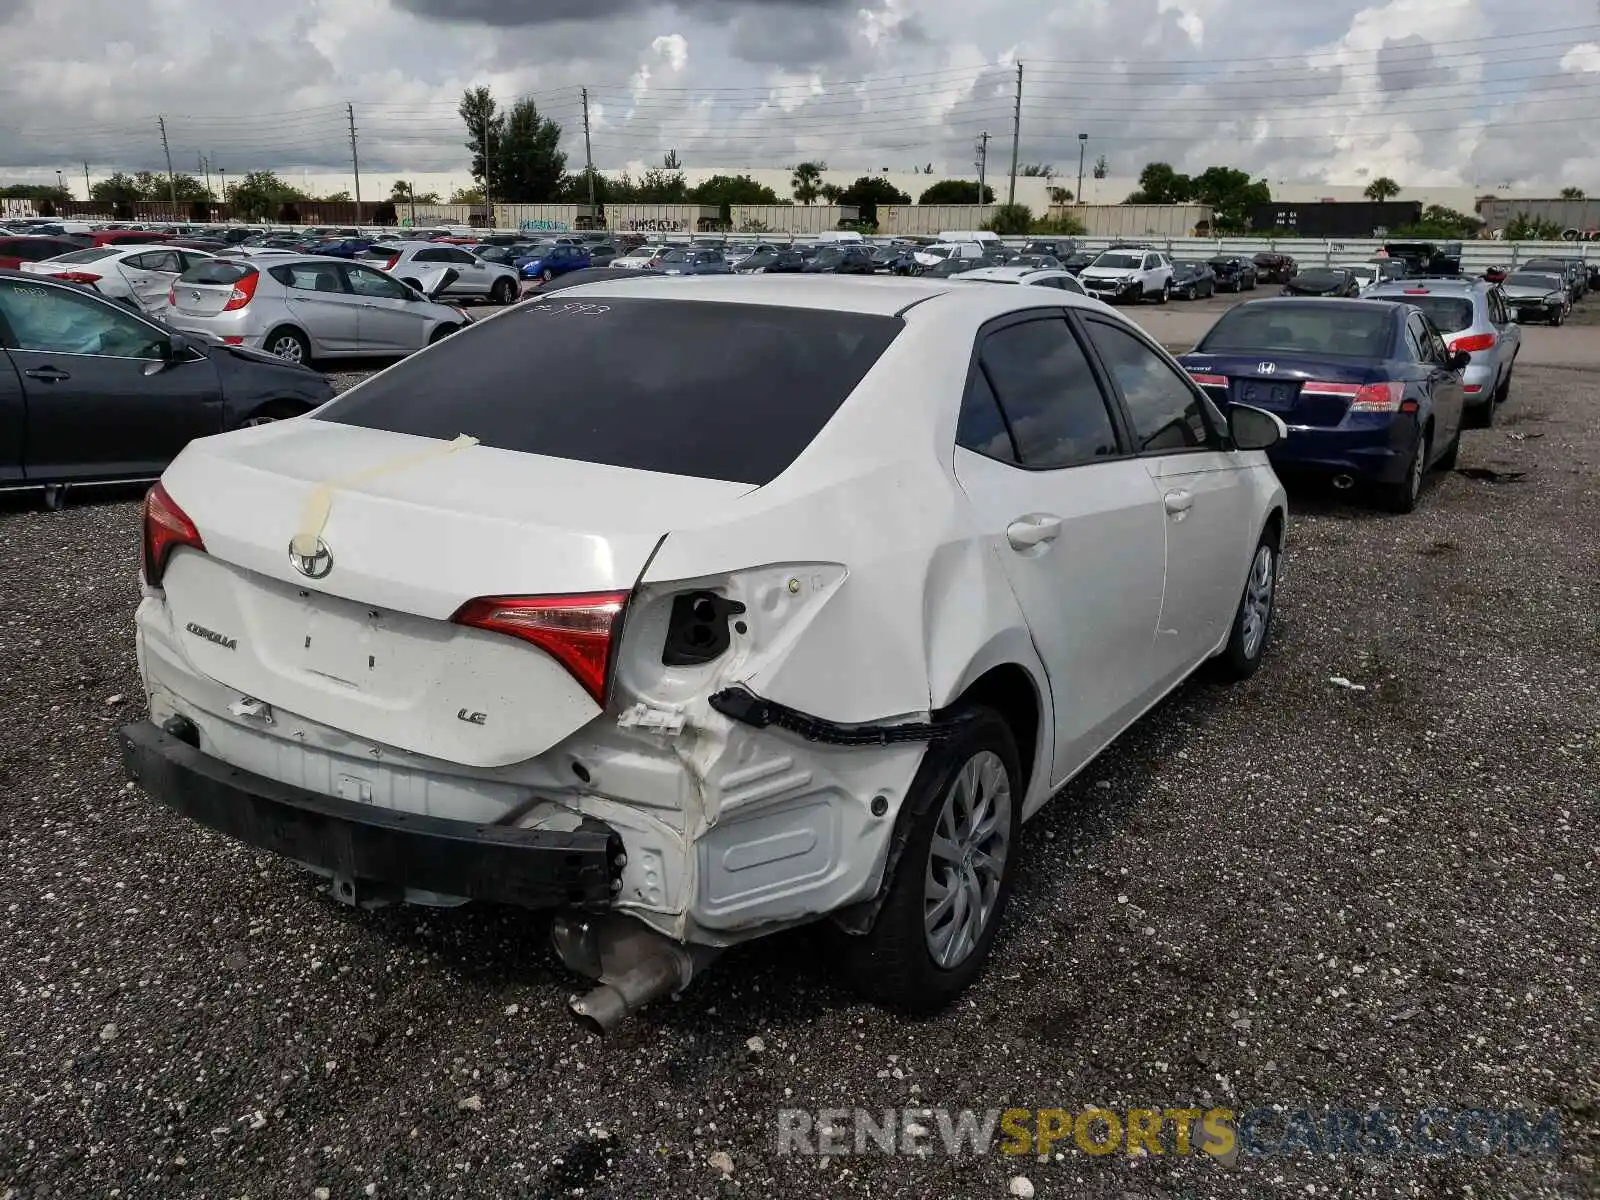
[343,265,410,300]
[0,278,165,358]
[960,317,1121,469]
[1081,318,1212,453]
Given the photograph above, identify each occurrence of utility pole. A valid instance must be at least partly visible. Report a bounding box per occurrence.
[975,133,990,223]
[1077,133,1088,207]
[199,151,211,200]
[158,115,178,214]
[1007,62,1022,207]
[218,166,227,211]
[582,87,596,218]
[347,103,363,219]
[82,161,90,202]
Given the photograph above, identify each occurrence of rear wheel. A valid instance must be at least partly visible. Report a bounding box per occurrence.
[491,277,518,305]
[1467,386,1496,429]
[838,708,1021,1013]
[1380,426,1430,513]
[264,327,310,366]
[1494,367,1513,405]
[1154,280,1169,305]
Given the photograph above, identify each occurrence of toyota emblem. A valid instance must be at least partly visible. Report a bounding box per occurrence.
[190,290,201,303]
[288,537,333,579]
[1257,362,1277,374]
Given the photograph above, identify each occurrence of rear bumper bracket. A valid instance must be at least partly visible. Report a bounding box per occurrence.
[708,685,972,747]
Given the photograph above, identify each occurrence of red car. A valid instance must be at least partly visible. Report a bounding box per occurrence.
[0,235,82,270]
[89,229,170,247]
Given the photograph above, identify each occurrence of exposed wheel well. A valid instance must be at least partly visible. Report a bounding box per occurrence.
[1264,506,1286,550]
[946,664,1041,797]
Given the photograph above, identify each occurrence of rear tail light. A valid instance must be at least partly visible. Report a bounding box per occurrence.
[167,285,177,306]
[452,592,629,706]
[1299,380,1406,413]
[1186,370,1228,386]
[222,271,259,311]
[385,254,401,271]
[142,482,205,588]
[56,270,102,284]
[1449,333,1496,352]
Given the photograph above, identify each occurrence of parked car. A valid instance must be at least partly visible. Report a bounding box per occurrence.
[1482,265,1509,284]
[1170,261,1216,299]
[22,245,218,313]
[1251,252,1298,284]
[1179,298,1467,512]
[613,245,666,269]
[803,245,876,274]
[0,269,333,502]
[922,257,979,278]
[1363,278,1520,427]
[587,244,620,267]
[735,248,806,274]
[1499,271,1571,326]
[90,229,172,248]
[159,255,468,364]
[1281,267,1362,298]
[119,274,1287,1031]
[1059,251,1096,277]
[0,235,84,269]
[947,265,1087,294]
[655,247,732,275]
[367,243,522,303]
[1206,256,1258,292]
[531,266,665,291]
[1334,263,1384,294]
[515,242,594,283]
[1079,248,1173,304]
[1520,258,1584,303]
[1381,241,1461,278]
[302,236,377,260]
[1021,238,1079,259]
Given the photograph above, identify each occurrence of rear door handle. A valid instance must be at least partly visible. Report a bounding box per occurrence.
[23,366,69,382]
[1164,489,1194,514]
[1005,514,1062,550]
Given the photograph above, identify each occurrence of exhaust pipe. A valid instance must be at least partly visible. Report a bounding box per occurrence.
[553,914,720,1035]
[1331,474,1355,490]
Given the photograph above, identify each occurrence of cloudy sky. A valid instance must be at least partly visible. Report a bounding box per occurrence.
[2,0,1599,197]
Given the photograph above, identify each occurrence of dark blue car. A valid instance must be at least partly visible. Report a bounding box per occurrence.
[304,237,376,259]
[1178,298,1469,512]
[517,242,592,282]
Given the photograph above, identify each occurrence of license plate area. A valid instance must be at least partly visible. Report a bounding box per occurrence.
[298,598,388,690]
[1237,380,1294,408]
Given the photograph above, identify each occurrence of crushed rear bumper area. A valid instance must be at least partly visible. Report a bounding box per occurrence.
[119,720,621,908]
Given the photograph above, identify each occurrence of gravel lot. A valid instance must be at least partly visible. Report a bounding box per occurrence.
[1,346,1596,1198]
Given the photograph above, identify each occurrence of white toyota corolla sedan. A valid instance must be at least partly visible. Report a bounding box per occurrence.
[122,275,1288,1031]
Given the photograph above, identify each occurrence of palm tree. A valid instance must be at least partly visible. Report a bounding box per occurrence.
[1559,186,1585,200]
[1364,177,1401,202]
[791,161,825,205]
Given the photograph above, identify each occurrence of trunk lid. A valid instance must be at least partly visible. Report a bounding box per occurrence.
[169,259,258,317]
[157,421,754,767]
[1182,353,1382,427]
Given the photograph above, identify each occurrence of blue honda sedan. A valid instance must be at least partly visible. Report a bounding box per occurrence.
[1178,298,1468,512]
[516,242,592,282]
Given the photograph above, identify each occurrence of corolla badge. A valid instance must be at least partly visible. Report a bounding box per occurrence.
[1257,362,1277,374]
[289,537,333,579]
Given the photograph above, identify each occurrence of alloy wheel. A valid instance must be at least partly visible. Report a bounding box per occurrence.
[269,335,304,363]
[923,750,1012,970]
[1240,544,1275,660]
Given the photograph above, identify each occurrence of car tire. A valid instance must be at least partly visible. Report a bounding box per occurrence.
[540,268,554,283]
[491,277,517,305]
[837,706,1022,1014]
[239,399,309,427]
[1438,424,1462,469]
[264,327,311,366]
[1155,281,1170,305]
[1211,528,1279,681]
[1494,368,1513,405]
[1551,309,1565,327]
[1467,384,1497,429]
[1380,426,1430,514]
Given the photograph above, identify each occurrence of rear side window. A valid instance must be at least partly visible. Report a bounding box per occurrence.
[180,260,256,286]
[960,317,1121,470]
[315,298,903,486]
[269,262,348,292]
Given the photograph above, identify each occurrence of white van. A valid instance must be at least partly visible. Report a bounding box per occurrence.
[815,230,864,243]
[914,241,985,268]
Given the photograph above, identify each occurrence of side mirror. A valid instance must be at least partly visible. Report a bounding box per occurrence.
[1228,403,1287,451]
[1449,349,1472,371]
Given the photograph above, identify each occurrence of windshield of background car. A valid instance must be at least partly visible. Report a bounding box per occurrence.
[1094,252,1142,269]
[1394,295,1475,333]
[1507,274,1564,290]
[1198,304,1394,357]
[1292,269,1345,288]
[315,298,904,486]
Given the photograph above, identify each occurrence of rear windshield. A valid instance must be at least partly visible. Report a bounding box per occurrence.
[314,298,904,485]
[1395,295,1474,332]
[1198,304,1394,357]
[1293,269,1345,287]
[179,260,257,285]
[52,247,120,264]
